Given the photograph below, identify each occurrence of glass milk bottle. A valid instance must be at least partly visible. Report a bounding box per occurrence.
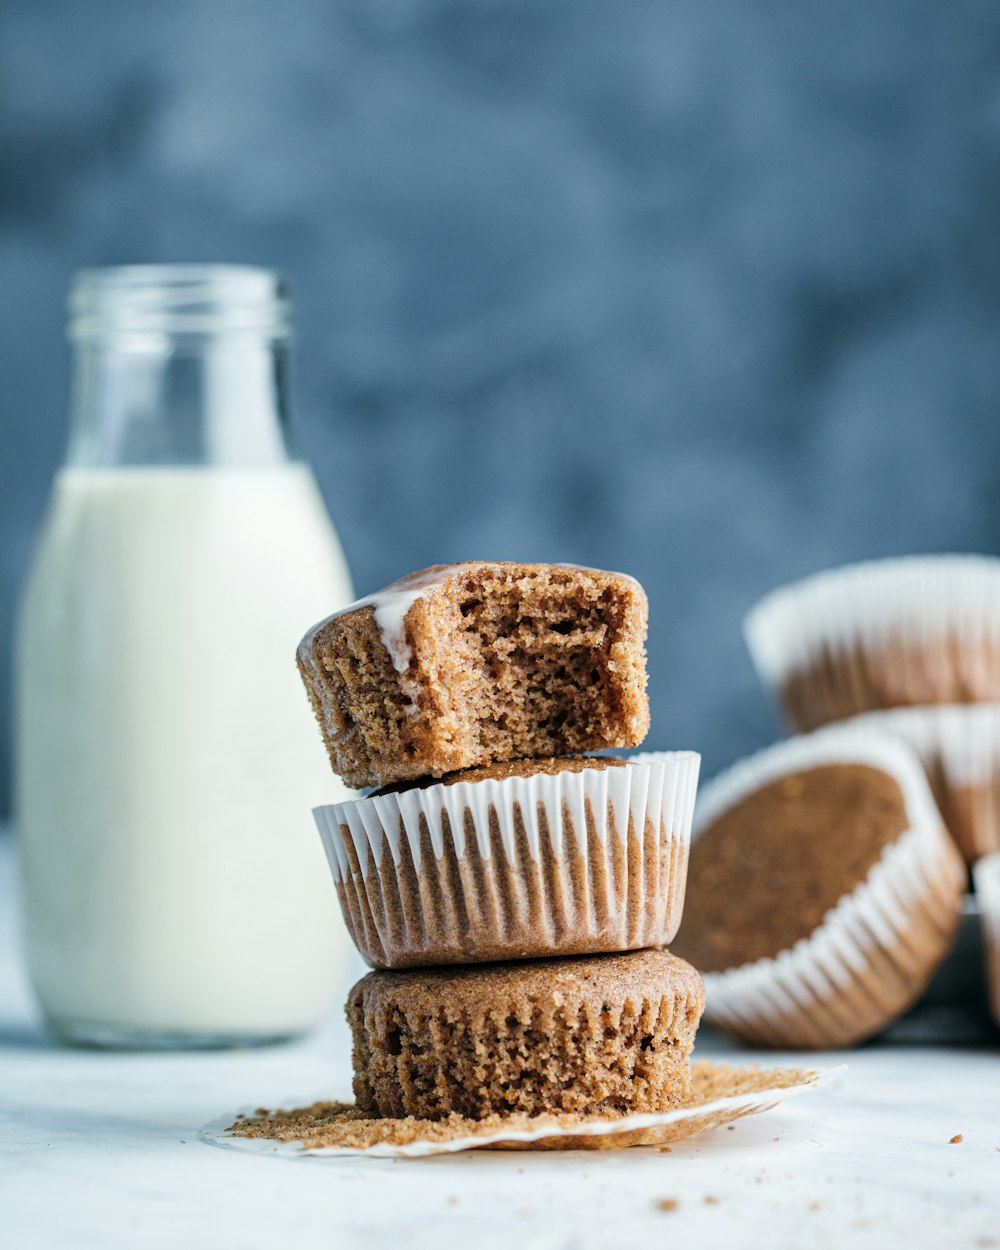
[15,265,355,1047]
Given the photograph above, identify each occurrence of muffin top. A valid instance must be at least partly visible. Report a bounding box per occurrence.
[350,948,704,1018]
[673,763,911,972]
[373,753,628,794]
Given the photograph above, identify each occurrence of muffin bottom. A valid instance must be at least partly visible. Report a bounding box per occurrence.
[706,839,966,1049]
[347,949,705,1121]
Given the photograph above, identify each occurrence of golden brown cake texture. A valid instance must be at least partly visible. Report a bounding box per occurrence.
[673,764,911,972]
[297,562,649,789]
[713,840,965,1049]
[373,753,628,794]
[331,754,691,968]
[347,950,704,1121]
[673,758,966,1049]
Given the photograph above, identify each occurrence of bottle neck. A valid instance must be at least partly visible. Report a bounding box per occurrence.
[65,266,300,469]
[66,333,299,469]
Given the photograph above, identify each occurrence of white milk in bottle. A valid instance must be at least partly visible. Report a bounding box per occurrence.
[15,266,355,1046]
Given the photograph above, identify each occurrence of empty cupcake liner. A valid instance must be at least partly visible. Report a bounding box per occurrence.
[973,852,1000,1028]
[694,727,966,1049]
[202,1060,843,1157]
[744,555,1000,730]
[313,751,700,969]
[845,704,1000,865]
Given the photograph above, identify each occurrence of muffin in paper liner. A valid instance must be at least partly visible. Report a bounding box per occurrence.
[674,727,966,1050]
[973,853,1000,1028]
[744,555,1000,731]
[313,751,700,969]
[202,1060,843,1157]
[845,704,1000,866]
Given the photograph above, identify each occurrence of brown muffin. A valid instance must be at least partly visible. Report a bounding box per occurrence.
[844,705,1000,867]
[372,752,630,794]
[315,751,699,969]
[347,950,705,1121]
[672,729,965,1049]
[676,764,910,972]
[297,561,649,789]
[744,555,1000,732]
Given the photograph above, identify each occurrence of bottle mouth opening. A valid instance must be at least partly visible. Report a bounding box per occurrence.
[68,264,294,341]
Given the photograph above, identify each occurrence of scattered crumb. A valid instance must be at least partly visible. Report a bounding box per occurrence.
[727,1125,737,1132]
[773,1137,780,1142]
[655,1198,680,1213]
[223,1062,819,1153]
[704,1195,720,1206]
[658,1146,672,1154]
[950,1135,964,1145]
[809,1202,822,1213]
[254,1108,269,1117]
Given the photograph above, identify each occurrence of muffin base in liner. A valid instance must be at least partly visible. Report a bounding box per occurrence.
[846,704,1000,865]
[973,852,1000,1028]
[314,751,700,969]
[744,555,1000,731]
[691,728,966,1050]
[202,1060,841,1157]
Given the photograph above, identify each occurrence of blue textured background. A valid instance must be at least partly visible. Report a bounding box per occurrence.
[4,1,1000,816]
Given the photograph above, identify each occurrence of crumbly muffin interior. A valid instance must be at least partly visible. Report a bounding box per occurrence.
[301,563,649,788]
[673,764,911,971]
[433,574,639,758]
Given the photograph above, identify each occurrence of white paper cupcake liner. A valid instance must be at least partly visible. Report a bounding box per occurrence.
[844,704,1000,864]
[314,751,700,969]
[691,726,966,1049]
[744,555,1000,730]
[201,1061,843,1158]
[973,852,1000,1028]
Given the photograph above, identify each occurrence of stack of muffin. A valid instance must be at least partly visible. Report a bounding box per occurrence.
[674,555,999,1048]
[298,561,705,1122]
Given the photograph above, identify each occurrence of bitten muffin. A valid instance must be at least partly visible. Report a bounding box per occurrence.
[844,705,1000,867]
[672,728,965,1049]
[315,751,700,968]
[298,561,649,789]
[744,555,1000,731]
[347,949,705,1121]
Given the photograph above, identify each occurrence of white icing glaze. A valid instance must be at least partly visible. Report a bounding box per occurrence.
[298,561,643,676]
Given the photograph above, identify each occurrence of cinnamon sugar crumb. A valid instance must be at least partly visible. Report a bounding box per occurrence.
[223,1062,818,1153]
[950,1134,964,1144]
[704,1195,720,1205]
[656,1198,680,1212]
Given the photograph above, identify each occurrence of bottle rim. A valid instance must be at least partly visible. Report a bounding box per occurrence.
[68,264,294,342]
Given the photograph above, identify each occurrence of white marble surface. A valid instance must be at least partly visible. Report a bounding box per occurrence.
[1,836,998,1250]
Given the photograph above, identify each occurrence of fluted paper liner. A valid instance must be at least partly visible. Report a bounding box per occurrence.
[744,555,1000,730]
[846,704,1000,864]
[693,727,966,1049]
[973,852,1000,1028]
[314,751,700,969]
[201,1060,842,1157]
